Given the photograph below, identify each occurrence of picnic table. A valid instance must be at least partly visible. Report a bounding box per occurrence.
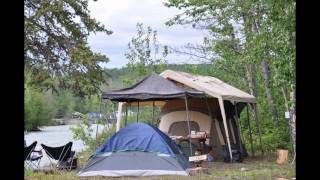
[170,133,210,155]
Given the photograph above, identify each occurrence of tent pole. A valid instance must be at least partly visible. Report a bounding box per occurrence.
[246,103,255,157]
[125,104,128,126]
[116,102,123,132]
[184,94,193,156]
[112,102,116,127]
[234,102,244,157]
[137,101,139,123]
[218,98,233,162]
[251,103,264,156]
[152,101,155,125]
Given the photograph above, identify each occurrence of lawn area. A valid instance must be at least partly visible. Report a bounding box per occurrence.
[25,155,295,180]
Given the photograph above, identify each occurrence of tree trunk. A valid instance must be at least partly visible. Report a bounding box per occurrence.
[261,60,279,124]
[245,64,264,156]
[245,64,257,97]
[289,90,296,154]
[252,20,279,124]
[281,87,296,155]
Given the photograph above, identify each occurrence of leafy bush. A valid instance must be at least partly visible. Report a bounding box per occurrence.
[71,115,116,152]
[24,88,55,131]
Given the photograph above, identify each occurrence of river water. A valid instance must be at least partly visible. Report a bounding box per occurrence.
[24,124,107,167]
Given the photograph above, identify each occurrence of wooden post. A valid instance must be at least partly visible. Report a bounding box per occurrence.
[218,98,233,162]
[184,95,193,156]
[116,102,123,132]
[246,104,255,157]
[251,103,264,156]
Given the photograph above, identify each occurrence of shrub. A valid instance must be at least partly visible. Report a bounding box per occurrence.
[71,115,116,152]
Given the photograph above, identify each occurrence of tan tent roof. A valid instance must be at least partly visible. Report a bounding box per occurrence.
[160,69,256,103]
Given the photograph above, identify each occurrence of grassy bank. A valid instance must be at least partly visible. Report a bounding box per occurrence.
[25,154,295,180]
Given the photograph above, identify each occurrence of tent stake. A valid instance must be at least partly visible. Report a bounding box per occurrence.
[184,95,193,156]
[246,103,255,157]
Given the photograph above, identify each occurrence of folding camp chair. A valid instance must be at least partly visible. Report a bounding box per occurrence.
[41,142,75,171]
[24,141,43,170]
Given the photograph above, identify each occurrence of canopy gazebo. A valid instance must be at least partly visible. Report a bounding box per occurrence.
[101,70,263,162]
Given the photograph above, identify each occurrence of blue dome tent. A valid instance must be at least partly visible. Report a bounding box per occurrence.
[77,123,191,177]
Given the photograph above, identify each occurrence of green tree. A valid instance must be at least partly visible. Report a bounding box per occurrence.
[24,0,112,96]
[164,0,295,153]
[25,70,55,131]
[125,23,169,78]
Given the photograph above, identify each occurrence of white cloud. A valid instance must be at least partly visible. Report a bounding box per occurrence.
[88,0,206,68]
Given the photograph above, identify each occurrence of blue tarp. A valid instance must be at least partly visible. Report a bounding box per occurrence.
[95,123,181,157]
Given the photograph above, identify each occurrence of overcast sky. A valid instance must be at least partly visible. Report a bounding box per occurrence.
[87,0,207,68]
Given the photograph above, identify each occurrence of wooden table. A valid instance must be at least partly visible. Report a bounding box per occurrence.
[170,135,210,154]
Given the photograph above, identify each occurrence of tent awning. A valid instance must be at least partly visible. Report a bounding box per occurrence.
[102,74,205,102]
[160,70,256,103]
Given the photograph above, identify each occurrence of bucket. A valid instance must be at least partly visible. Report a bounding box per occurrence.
[276,149,288,164]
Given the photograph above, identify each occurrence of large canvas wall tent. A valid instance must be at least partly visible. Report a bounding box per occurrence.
[159,98,248,160]
[91,69,263,176]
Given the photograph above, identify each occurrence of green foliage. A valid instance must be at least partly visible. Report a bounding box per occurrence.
[71,116,116,152]
[24,0,112,96]
[25,69,104,130]
[25,87,55,131]
[121,106,161,128]
[164,0,295,153]
[25,70,56,131]
[125,23,169,77]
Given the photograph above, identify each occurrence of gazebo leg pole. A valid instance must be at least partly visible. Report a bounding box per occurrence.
[246,103,255,157]
[125,104,128,126]
[152,101,155,125]
[184,95,193,156]
[218,98,233,162]
[234,102,244,157]
[137,101,139,123]
[116,102,123,132]
[251,103,264,156]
